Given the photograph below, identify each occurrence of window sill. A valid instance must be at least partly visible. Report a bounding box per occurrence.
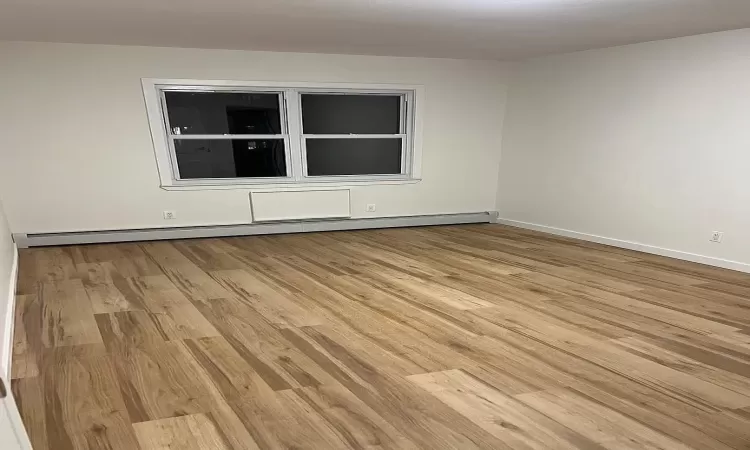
[160,178,422,191]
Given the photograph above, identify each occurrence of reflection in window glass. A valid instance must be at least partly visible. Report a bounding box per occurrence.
[301,94,401,135]
[174,139,286,179]
[165,92,282,135]
[306,139,402,176]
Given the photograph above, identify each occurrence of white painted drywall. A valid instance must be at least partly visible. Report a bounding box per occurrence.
[0,198,16,378]
[0,42,509,234]
[498,28,750,267]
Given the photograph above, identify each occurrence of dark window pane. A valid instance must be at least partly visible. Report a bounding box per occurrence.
[165,92,282,135]
[306,138,402,176]
[174,139,286,179]
[301,94,401,134]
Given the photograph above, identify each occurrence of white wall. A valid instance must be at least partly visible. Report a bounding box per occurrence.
[0,198,16,377]
[498,29,750,268]
[0,42,509,234]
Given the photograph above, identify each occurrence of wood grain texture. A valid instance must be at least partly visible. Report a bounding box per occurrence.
[11,224,750,449]
[133,414,233,450]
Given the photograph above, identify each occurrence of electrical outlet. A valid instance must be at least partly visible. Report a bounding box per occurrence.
[163,210,177,220]
[710,231,724,243]
[366,204,377,212]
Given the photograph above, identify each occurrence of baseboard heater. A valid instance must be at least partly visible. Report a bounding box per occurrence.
[13,212,495,248]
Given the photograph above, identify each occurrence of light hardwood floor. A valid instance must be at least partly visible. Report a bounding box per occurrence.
[10,224,750,449]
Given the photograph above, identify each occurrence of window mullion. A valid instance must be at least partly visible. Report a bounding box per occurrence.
[284,89,305,180]
[169,134,287,140]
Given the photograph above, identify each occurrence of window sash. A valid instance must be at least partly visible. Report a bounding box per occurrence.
[152,83,416,185]
[159,89,291,181]
[298,92,407,136]
[300,137,406,178]
[161,88,288,136]
[296,91,409,179]
[172,138,288,180]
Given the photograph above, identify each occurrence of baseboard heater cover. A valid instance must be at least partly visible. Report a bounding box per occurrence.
[14,212,494,247]
[250,189,351,222]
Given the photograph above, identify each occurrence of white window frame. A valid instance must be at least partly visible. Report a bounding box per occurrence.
[142,78,424,190]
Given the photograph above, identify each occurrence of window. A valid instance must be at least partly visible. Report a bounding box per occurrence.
[164,91,287,180]
[301,94,404,176]
[142,79,422,188]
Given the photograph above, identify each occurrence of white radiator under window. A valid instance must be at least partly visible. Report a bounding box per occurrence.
[250,189,351,222]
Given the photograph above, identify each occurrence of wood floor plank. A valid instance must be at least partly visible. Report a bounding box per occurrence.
[699,282,750,299]
[477,304,750,409]
[77,262,137,313]
[360,265,496,310]
[582,259,709,287]
[324,230,530,278]
[673,408,750,449]
[332,273,483,343]
[133,413,233,450]
[611,336,750,396]
[291,383,417,449]
[551,294,726,345]
[95,311,171,350]
[408,369,600,450]
[621,288,750,329]
[114,275,220,340]
[335,240,451,279]
[578,341,750,409]
[140,241,233,302]
[40,344,140,450]
[237,257,467,374]
[210,269,324,327]
[184,335,350,449]
[515,388,694,450]
[194,298,339,390]
[111,339,260,450]
[631,259,750,288]
[11,224,750,449]
[11,376,48,450]
[473,325,727,416]
[20,247,78,286]
[513,273,742,336]
[40,279,103,348]
[310,323,432,377]
[562,385,737,450]
[11,294,40,379]
[532,265,645,293]
[172,240,248,272]
[280,327,515,450]
[109,341,206,422]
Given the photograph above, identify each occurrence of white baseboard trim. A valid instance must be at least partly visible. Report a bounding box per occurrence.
[497,218,750,274]
[14,212,494,248]
[2,244,18,381]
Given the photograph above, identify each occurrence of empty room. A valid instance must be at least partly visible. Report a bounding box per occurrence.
[1,0,750,448]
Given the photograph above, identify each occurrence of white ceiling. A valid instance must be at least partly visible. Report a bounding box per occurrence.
[1,0,750,60]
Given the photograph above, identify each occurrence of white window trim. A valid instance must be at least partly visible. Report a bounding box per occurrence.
[142,78,424,190]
